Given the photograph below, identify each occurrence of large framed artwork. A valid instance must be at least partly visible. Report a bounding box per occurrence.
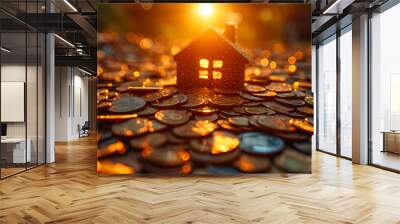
[97,3,312,175]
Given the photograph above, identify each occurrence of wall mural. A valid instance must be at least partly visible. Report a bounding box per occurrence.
[97,3,312,175]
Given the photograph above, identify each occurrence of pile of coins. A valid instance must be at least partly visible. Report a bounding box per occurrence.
[97,33,313,175]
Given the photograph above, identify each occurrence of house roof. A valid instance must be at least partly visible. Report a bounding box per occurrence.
[174,27,251,63]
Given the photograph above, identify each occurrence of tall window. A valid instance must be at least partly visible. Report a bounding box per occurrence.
[198,59,223,79]
[317,36,337,154]
[371,3,400,171]
[339,28,352,158]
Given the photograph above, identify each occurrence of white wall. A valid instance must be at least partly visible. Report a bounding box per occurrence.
[54,67,89,141]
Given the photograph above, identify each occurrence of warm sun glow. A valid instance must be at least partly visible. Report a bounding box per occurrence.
[198,4,213,18]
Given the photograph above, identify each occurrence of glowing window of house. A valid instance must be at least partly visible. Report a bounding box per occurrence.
[199,70,209,79]
[213,60,223,68]
[212,71,222,79]
[199,59,209,68]
[198,59,223,79]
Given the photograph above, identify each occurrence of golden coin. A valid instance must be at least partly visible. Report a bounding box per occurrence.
[262,101,294,113]
[129,132,167,150]
[173,120,217,138]
[181,93,207,108]
[252,91,277,98]
[209,95,243,107]
[155,109,191,125]
[189,131,239,154]
[233,153,272,173]
[239,92,265,101]
[275,98,305,107]
[189,147,240,164]
[217,119,242,132]
[194,113,219,122]
[141,144,190,167]
[257,115,296,132]
[97,138,127,158]
[244,106,275,115]
[274,148,311,173]
[141,92,164,102]
[228,116,249,127]
[190,106,218,114]
[109,96,146,113]
[112,118,166,137]
[296,106,314,115]
[265,82,293,92]
[152,95,184,108]
[244,83,266,93]
[289,118,314,134]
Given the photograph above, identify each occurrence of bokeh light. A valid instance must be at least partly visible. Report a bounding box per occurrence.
[288,56,297,65]
[260,58,269,67]
[140,38,153,49]
[288,64,297,73]
[269,61,277,69]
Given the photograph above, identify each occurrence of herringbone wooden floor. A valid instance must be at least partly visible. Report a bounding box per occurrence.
[1,135,399,224]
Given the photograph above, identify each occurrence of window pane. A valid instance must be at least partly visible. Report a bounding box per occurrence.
[213,60,223,68]
[340,29,352,158]
[212,71,222,79]
[317,37,337,154]
[199,70,208,79]
[199,59,209,68]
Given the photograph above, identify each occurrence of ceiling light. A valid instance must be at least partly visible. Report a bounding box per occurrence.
[63,0,78,12]
[323,0,354,15]
[1,47,11,53]
[78,67,93,76]
[54,34,75,48]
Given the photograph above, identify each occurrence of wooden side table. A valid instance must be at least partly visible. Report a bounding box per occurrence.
[382,131,400,154]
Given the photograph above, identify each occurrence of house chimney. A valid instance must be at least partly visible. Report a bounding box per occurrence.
[223,24,236,43]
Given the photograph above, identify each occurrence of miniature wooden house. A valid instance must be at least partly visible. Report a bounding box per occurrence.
[174,25,250,90]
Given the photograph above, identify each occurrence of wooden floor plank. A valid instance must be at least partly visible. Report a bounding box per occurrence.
[0,135,399,224]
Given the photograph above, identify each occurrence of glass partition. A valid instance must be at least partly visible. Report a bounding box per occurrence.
[38,32,45,165]
[0,27,28,178]
[27,29,38,169]
[0,1,46,179]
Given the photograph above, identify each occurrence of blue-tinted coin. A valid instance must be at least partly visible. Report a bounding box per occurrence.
[274,148,311,173]
[238,132,285,155]
[207,165,241,175]
[292,141,311,155]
